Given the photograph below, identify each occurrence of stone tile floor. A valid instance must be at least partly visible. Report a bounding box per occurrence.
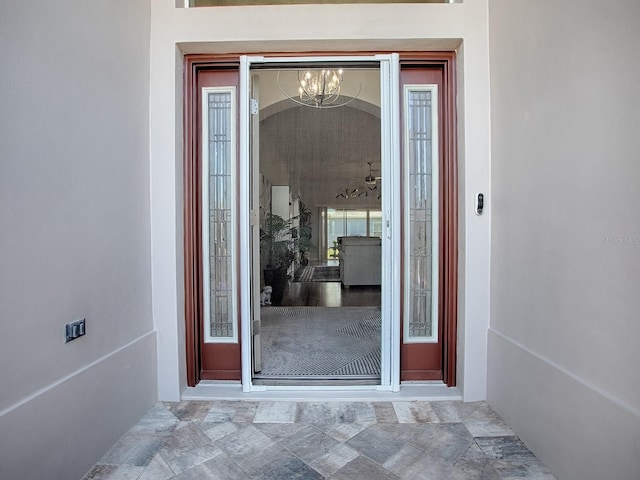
[83,400,557,480]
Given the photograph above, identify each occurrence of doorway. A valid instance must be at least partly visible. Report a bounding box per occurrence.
[251,65,383,384]
[183,52,458,391]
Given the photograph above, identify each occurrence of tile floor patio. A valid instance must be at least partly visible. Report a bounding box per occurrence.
[83,400,557,480]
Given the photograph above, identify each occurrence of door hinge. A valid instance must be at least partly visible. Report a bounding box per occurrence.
[250,98,259,115]
[250,210,259,225]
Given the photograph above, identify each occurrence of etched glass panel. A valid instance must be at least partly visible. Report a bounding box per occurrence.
[405,87,438,343]
[203,89,237,342]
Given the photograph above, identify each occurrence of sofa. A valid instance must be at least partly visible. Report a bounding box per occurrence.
[337,236,382,287]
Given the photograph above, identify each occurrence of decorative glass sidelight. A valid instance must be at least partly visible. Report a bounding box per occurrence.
[202,87,237,343]
[404,85,438,343]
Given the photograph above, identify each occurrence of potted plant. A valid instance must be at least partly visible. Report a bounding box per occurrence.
[260,213,296,305]
[297,201,313,266]
[260,211,315,305]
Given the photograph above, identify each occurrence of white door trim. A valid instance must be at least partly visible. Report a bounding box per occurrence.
[239,54,400,392]
[379,53,401,392]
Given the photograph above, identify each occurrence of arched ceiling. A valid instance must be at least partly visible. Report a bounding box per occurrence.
[256,69,381,112]
[257,69,383,209]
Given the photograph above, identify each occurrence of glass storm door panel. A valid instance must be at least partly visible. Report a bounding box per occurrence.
[250,74,262,374]
[240,55,398,391]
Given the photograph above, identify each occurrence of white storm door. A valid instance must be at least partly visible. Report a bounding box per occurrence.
[239,54,400,392]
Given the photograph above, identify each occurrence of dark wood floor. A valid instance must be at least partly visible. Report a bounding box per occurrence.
[280,281,381,307]
[280,260,381,307]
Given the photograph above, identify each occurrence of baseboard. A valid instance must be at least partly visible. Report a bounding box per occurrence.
[488,329,640,480]
[183,381,462,402]
[0,331,157,480]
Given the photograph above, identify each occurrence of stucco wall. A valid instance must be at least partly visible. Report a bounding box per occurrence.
[0,1,155,478]
[151,0,492,402]
[488,1,640,479]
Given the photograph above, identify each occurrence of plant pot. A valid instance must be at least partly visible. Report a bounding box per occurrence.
[263,267,288,305]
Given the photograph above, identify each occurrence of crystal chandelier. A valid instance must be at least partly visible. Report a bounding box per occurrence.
[276,69,360,109]
[298,69,343,107]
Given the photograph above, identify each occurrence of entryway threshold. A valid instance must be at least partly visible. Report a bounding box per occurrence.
[182,381,462,402]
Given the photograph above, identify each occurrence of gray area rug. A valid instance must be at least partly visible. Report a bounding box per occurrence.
[293,265,341,282]
[311,265,340,281]
[258,306,381,377]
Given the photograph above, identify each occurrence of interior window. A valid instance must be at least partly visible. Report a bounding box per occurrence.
[326,208,381,259]
[369,210,383,237]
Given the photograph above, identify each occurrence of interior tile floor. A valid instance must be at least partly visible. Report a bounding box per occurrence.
[83,400,557,480]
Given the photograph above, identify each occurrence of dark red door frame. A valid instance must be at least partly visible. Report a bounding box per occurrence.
[399,54,458,386]
[183,57,241,387]
[183,52,457,388]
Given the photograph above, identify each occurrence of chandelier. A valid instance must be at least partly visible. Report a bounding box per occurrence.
[276,69,361,109]
[335,185,380,200]
[298,69,343,107]
[336,163,381,200]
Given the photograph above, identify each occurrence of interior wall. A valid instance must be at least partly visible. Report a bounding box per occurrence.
[0,1,154,479]
[259,105,383,210]
[488,1,640,479]
[151,0,492,401]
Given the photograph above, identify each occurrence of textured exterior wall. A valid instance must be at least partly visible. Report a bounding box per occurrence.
[0,1,155,478]
[151,0,492,402]
[488,1,640,479]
